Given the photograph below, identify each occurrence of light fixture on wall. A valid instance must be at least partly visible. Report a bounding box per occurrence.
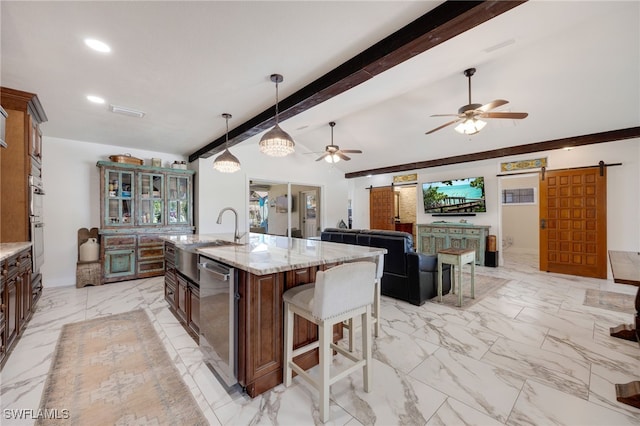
[213,113,241,173]
[259,74,295,157]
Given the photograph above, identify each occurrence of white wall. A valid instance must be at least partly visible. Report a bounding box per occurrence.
[195,142,349,236]
[501,175,539,252]
[40,135,640,287]
[41,136,188,287]
[349,138,640,272]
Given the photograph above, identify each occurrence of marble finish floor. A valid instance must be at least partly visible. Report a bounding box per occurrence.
[2,251,640,425]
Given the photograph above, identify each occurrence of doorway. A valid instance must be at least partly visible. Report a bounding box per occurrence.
[249,179,321,237]
[499,174,540,268]
[301,190,318,238]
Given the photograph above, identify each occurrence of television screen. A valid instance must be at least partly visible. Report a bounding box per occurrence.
[422,177,486,214]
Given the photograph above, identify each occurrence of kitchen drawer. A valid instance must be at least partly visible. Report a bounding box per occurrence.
[139,235,164,246]
[448,228,463,234]
[464,228,482,235]
[138,259,164,274]
[138,245,164,259]
[418,227,433,234]
[103,235,136,248]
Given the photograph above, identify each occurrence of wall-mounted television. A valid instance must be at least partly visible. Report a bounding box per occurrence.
[422,177,485,215]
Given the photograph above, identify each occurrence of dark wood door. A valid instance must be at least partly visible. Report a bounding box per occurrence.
[540,166,607,278]
[369,186,395,230]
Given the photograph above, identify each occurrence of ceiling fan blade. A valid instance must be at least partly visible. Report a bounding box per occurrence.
[315,152,329,162]
[336,152,351,161]
[430,114,460,117]
[425,118,462,135]
[481,111,529,119]
[477,99,509,112]
[340,149,362,154]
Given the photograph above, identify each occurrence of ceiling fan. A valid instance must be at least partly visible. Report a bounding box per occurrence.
[425,67,528,135]
[315,121,362,163]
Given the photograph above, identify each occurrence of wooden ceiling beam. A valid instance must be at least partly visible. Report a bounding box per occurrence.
[344,127,640,178]
[188,1,527,162]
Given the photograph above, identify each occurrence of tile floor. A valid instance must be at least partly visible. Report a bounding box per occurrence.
[2,251,640,425]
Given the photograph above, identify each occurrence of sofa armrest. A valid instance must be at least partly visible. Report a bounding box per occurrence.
[406,252,451,305]
[407,252,440,272]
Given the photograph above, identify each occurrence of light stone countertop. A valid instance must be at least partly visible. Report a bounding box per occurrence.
[0,242,32,262]
[161,233,386,276]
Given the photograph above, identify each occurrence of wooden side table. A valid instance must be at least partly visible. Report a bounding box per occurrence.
[437,248,475,307]
[76,261,102,288]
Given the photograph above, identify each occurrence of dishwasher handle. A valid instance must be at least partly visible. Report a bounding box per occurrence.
[198,262,230,281]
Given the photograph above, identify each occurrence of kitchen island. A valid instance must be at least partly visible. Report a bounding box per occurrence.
[161,233,386,397]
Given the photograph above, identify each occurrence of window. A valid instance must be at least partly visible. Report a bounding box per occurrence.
[502,187,536,204]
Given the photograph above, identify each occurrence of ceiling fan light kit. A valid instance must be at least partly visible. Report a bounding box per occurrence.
[316,121,362,163]
[426,67,528,135]
[213,113,241,173]
[259,74,295,157]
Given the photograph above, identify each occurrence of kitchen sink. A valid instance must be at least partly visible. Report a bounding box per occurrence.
[176,240,240,283]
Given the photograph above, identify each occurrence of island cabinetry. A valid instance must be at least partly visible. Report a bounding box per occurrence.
[164,242,177,309]
[417,223,490,265]
[1,244,35,369]
[98,161,195,284]
[237,266,342,398]
[163,241,199,341]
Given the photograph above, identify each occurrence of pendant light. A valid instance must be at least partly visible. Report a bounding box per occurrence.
[213,113,241,173]
[259,74,295,157]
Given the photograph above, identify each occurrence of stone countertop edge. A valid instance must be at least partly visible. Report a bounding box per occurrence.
[160,233,386,276]
[0,242,33,262]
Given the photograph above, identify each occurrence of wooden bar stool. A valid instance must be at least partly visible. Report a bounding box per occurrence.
[283,261,376,423]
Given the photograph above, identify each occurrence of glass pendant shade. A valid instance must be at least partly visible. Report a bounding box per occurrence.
[259,124,295,157]
[260,74,295,157]
[455,117,487,135]
[213,112,241,173]
[213,148,241,173]
[324,153,340,163]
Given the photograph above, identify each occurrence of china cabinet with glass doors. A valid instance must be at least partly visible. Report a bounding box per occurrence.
[97,161,195,284]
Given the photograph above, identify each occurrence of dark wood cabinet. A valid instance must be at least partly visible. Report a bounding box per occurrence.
[164,241,199,341]
[0,87,47,243]
[1,245,36,369]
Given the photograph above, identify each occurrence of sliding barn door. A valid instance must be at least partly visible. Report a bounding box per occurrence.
[539,166,607,278]
[369,186,395,230]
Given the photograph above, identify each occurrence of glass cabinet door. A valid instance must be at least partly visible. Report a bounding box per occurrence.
[106,170,134,226]
[168,175,190,225]
[139,173,164,225]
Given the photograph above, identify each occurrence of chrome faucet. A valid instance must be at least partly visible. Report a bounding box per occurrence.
[216,207,240,243]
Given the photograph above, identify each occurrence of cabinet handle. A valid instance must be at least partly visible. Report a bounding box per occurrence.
[2,269,7,276]
[1,303,5,312]
[15,261,20,267]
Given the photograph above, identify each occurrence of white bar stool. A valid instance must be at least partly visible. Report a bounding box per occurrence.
[343,254,384,351]
[283,261,376,423]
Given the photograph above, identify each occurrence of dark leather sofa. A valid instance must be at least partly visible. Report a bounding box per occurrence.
[321,228,451,306]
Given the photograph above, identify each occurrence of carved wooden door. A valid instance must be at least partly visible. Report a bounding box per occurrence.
[539,166,607,278]
[369,186,395,230]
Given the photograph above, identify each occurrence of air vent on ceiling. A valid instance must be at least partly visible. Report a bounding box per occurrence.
[109,104,145,118]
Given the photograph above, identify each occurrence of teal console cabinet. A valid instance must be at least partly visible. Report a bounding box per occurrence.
[97,161,195,284]
[416,223,490,265]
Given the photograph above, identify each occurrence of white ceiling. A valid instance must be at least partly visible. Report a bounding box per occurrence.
[2,1,638,175]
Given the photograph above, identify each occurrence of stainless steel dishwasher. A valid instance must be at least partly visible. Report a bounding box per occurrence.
[198,255,238,387]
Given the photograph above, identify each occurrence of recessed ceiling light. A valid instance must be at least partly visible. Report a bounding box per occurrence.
[87,95,105,104]
[84,38,111,53]
[563,147,574,151]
